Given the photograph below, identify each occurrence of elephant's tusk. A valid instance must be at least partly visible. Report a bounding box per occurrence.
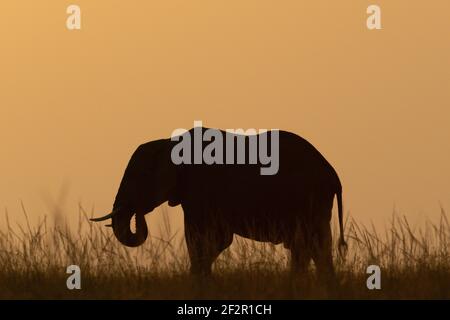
[90,211,115,222]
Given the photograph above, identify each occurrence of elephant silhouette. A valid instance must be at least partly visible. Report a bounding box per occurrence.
[92,127,346,279]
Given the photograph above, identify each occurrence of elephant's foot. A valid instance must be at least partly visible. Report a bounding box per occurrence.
[189,261,213,277]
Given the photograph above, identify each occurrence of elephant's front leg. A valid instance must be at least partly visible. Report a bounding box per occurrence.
[184,215,232,276]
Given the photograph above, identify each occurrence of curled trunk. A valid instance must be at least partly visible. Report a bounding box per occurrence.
[112,209,148,247]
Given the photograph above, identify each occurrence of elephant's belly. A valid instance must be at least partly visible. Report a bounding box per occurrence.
[229,218,291,244]
[234,230,284,244]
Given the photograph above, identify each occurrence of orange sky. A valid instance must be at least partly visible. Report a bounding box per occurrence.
[0,1,449,232]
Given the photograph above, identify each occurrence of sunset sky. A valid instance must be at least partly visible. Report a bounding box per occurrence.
[1,1,449,233]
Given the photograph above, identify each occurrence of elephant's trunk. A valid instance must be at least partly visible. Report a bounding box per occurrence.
[112,209,148,247]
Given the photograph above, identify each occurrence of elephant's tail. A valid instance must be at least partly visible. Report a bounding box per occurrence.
[337,187,348,256]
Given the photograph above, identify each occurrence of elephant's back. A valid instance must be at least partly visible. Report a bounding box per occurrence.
[278,130,340,185]
[178,129,341,209]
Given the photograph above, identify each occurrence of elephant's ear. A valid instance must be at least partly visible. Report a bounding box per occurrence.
[155,139,181,207]
[166,148,181,207]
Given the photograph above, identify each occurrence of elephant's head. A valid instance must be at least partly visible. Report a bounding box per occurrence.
[91,139,179,247]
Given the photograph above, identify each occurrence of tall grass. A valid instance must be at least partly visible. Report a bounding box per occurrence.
[0,204,449,299]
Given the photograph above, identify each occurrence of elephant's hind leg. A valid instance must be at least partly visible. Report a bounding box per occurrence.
[311,221,336,286]
[288,229,311,275]
[290,248,311,275]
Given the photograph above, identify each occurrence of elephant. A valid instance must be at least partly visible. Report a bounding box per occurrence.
[91,127,346,279]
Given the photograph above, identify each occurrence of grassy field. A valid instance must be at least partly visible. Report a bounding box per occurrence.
[0,206,449,299]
